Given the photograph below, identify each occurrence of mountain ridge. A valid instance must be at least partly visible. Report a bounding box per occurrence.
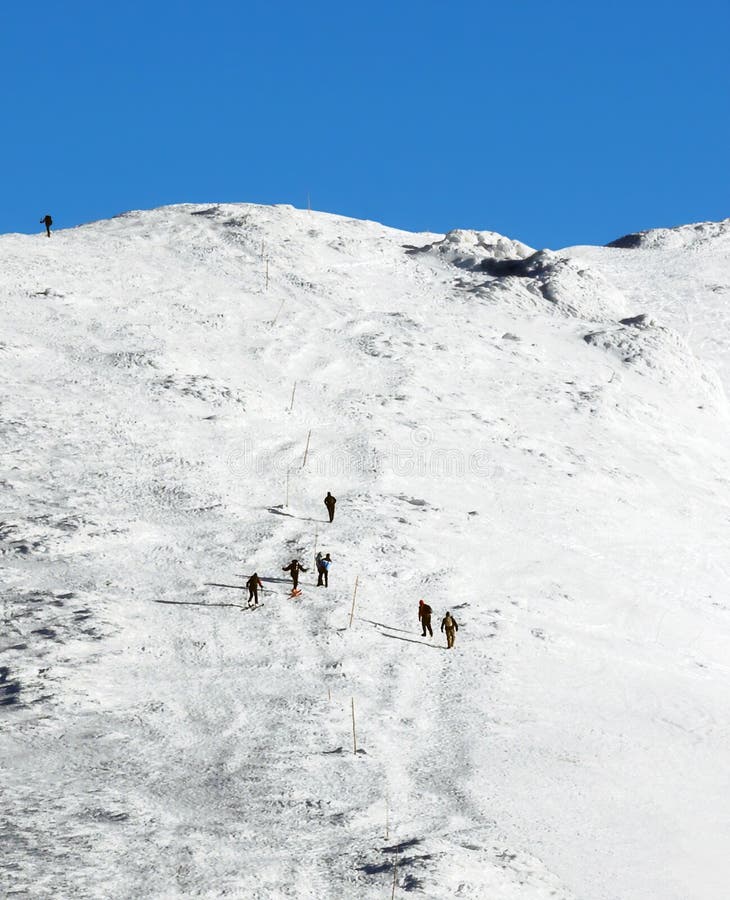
[2,202,729,899]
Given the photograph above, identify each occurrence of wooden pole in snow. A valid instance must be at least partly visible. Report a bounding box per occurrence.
[272,298,285,326]
[289,381,297,413]
[351,697,357,755]
[348,576,359,628]
[302,429,312,468]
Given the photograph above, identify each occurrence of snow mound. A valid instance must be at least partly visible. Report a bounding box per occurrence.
[584,315,724,402]
[478,250,627,322]
[410,228,534,269]
[607,218,730,251]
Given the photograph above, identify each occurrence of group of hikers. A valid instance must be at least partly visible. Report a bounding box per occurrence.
[240,492,461,650]
[419,600,459,650]
[244,494,337,604]
[37,219,463,649]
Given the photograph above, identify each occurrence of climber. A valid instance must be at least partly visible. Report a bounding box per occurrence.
[324,492,337,523]
[282,558,307,591]
[418,599,433,638]
[246,573,263,606]
[440,611,459,649]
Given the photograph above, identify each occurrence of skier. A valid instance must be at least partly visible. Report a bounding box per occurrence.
[317,553,332,587]
[282,558,307,591]
[246,572,263,606]
[440,611,459,649]
[418,599,433,638]
[40,214,52,237]
[324,492,337,523]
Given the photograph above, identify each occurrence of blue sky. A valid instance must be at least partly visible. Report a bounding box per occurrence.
[2,0,728,248]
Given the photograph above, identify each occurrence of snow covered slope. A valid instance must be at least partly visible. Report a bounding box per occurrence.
[2,205,729,900]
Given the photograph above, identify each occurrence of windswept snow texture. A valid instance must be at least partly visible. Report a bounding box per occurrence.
[2,204,730,900]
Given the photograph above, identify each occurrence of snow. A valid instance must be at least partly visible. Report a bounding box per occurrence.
[607,218,730,251]
[2,204,730,899]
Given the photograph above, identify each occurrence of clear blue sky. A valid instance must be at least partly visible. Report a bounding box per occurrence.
[2,0,728,248]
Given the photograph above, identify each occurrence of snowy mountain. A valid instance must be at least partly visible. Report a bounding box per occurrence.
[2,204,729,900]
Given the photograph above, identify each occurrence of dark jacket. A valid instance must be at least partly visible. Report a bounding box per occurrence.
[418,603,432,621]
[246,575,262,590]
[283,560,307,576]
[324,493,336,509]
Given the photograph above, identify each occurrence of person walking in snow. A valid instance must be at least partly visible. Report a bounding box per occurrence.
[324,492,337,523]
[316,553,332,588]
[40,214,52,237]
[418,599,433,638]
[440,611,459,649]
[282,558,307,591]
[246,572,263,606]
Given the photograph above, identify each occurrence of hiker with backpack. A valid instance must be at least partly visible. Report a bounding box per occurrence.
[440,611,459,649]
[316,552,332,587]
[40,214,52,237]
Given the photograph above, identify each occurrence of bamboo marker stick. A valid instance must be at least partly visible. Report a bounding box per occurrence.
[351,697,357,755]
[348,576,359,628]
[289,381,297,413]
[302,429,312,468]
[272,298,285,326]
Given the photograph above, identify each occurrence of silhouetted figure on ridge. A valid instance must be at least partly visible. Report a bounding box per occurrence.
[40,215,52,237]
